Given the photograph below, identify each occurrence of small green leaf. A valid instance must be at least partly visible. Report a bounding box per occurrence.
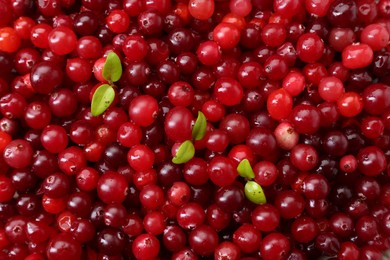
[244,181,267,205]
[102,51,122,83]
[192,111,207,141]
[172,140,195,164]
[91,84,115,116]
[237,159,255,179]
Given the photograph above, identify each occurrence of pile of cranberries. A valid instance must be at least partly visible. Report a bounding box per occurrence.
[0,0,389,259]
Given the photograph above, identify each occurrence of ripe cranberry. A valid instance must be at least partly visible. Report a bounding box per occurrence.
[260,232,291,260]
[296,33,324,63]
[176,202,205,230]
[97,171,128,204]
[290,144,319,171]
[96,228,126,256]
[291,216,319,244]
[315,232,340,256]
[164,106,193,142]
[275,190,305,219]
[338,241,360,260]
[246,127,278,159]
[357,146,387,176]
[232,224,262,254]
[330,212,354,238]
[132,233,160,259]
[188,0,215,20]
[213,77,243,106]
[267,88,293,120]
[58,147,86,175]
[127,144,154,172]
[163,225,187,253]
[214,241,241,260]
[290,104,321,135]
[139,184,164,210]
[342,43,374,69]
[3,139,33,169]
[208,156,237,187]
[189,225,219,256]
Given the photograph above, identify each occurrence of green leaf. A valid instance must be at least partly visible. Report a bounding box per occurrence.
[237,159,255,179]
[102,51,122,83]
[91,84,115,116]
[192,111,207,141]
[244,181,267,205]
[172,140,195,164]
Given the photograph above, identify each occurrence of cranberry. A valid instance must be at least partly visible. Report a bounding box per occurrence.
[260,232,291,260]
[46,233,82,259]
[3,139,33,169]
[97,171,128,204]
[0,1,388,258]
[189,225,219,256]
[275,190,305,219]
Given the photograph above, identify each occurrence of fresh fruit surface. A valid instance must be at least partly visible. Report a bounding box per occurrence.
[0,0,389,259]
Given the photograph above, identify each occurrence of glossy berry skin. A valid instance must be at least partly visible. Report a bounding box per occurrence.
[214,241,241,260]
[58,147,86,175]
[188,0,215,20]
[289,104,321,135]
[0,27,21,53]
[274,190,305,219]
[122,35,149,62]
[129,95,158,127]
[338,242,360,260]
[264,55,289,81]
[302,174,330,200]
[213,23,241,50]
[267,88,293,120]
[46,233,82,260]
[357,146,387,176]
[233,224,262,254]
[251,204,280,232]
[196,40,221,66]
[97,172,128,204]
[176,202,205,230]
[342,44,373,69]
[213,77,243,106]
[132,233,160,259]
[139,184,165,210]
[0,176,15,202]
[361,23,389,51]
[291,216,319,243]
[260,232,291,260]
[208,156,237,187]
[40,125,68,154]
[290,144,318,171]
[164,106,193,142]
[127,144,155,172]
[246,127,277,159]
[253,161,278,187]
[274,122,299,150]
[47,26,77,56]
[219,114,250,145]
[214,185,245,213]
[24,102,51,130]
[318,76,344,102]
[106,10,130,33]
[3,139,33,169]
[0,0,389,258]
[296,33,324,63]
[337,92,364,117]
[30,61,63,94]
[362,83,390,116]
[189,225,219,256]
[168,81,195,107]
